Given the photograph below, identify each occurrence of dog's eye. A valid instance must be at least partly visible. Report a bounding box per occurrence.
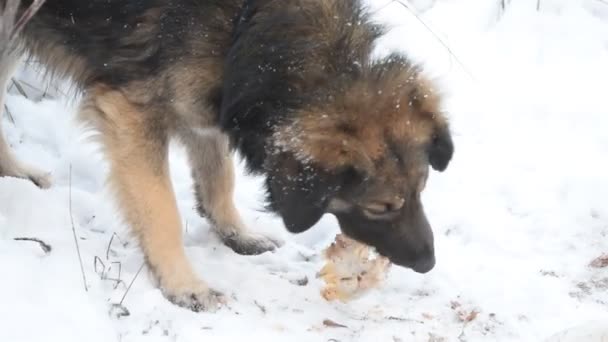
[362,198,404,218]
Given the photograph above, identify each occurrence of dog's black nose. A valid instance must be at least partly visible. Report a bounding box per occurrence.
[411,254,435,273]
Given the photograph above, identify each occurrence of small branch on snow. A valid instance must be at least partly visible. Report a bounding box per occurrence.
[13,237,52,254]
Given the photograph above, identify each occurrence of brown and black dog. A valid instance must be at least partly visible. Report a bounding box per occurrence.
[0,0,454,311]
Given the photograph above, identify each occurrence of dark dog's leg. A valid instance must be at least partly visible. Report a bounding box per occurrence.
[182,128,281,255]
[89,89,224,312]
[0,49,52,188]
[0,0,51,188]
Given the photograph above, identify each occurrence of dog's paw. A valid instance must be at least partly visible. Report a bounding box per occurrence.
[26,169,52,189]
[220,229,283,255]
[1,162,52,189]
[166,288,226,313]
[162,280,226,312]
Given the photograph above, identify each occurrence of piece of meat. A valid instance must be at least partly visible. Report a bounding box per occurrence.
[318,234,391,302]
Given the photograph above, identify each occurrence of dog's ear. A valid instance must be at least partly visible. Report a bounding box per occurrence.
[403,71,454,172]
[428,126,453,172]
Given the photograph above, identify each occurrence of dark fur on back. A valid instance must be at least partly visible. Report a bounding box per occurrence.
[19,0,241,90]
[221,0,384,171]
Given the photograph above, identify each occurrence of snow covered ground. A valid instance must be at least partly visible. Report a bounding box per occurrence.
[1,0,608,341]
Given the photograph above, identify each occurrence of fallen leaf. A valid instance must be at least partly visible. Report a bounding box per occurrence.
[465,310,479,322]
[458,310,479,323]
[450,301,461,310]
[590,254,608,268]
[323,319,348,328]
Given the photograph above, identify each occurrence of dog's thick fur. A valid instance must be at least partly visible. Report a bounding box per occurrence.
[1,0,454,311]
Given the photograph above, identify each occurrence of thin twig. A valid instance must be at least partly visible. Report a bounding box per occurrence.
[10,79,28,99]
[4,104,15,124]
[110,262,125,289]
[106,232,125,260]
[12,78,65,100]
[94,255,106,277]
[69,164,88,292]
[119,262,145,305]
[12,78,44,99]
[386,316,425,324]
[497,0,507,21]
[393,0,475,80]
[13,237,52,254]
[254,300,267,314]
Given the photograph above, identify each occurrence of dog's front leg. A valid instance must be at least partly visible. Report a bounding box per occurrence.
[181,127,282,255]
[90,89,224,312]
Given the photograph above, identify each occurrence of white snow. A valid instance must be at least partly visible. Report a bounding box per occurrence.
[1,0,608,341]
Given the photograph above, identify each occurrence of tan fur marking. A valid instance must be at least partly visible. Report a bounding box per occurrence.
[91,89,210,298]
[274,73,443,174]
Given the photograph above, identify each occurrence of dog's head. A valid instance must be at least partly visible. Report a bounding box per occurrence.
[263,58,453,273]
[219,0,452,273]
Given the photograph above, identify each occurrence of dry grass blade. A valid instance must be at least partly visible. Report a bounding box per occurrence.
[69,164,88,292]
[10,79,29,98]
[109,262,125,290]
[4,104,15,124]
[254,300,267,314]
[386,315,425,324]
[119,262,145,305]
[94,256,106,276]
[10,0,46,39]
[106,232,125,260]
[392,0,475,81]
